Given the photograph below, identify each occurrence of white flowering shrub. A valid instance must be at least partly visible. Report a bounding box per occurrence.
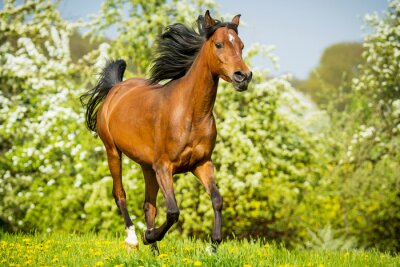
[0,0,143,233]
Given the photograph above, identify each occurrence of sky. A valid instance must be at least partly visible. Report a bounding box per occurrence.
[58,1,388,79]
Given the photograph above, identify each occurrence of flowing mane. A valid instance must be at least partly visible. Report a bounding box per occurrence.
[150,14,238,84]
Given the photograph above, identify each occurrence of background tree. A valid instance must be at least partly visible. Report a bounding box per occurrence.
[297,42,364,110]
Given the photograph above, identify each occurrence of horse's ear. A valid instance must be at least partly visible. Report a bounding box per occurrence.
[231,14,241,26]
[204,10,216,27]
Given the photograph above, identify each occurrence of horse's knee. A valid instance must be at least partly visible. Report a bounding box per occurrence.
[167,209,180,223]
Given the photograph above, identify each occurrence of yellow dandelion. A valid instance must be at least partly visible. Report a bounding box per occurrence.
[22,238,30,244]
[94,251,103,256]
[182,258,192,263]
[194,261,202,266]
[318,264,324,267]
[114,264,124,267]
[244,264,252,267]
[95,261,104,266]
[157,253,168,260]
[51,257,58,263]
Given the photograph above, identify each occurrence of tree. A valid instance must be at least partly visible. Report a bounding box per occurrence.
[297,43,364,109]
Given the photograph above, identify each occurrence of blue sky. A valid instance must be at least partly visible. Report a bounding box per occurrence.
[58,1,388,78]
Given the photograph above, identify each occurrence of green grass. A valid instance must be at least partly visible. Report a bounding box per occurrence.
[0,232,398,267]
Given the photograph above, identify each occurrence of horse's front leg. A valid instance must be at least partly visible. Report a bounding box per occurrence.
[192,160,223,247]
[143,162,180,244]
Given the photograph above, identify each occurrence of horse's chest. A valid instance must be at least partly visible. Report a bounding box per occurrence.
[170,125,216,170]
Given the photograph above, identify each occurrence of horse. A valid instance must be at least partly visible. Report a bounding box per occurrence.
[80,10,252,252]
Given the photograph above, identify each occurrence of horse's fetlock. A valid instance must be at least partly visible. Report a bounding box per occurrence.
[167,209,180,222]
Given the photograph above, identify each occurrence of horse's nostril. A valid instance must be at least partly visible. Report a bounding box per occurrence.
[248,71,253,82]
[233,71,246,82]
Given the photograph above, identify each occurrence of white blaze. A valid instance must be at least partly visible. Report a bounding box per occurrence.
[228,34,235,43]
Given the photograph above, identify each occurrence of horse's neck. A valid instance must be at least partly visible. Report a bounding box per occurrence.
[179,47,219,122]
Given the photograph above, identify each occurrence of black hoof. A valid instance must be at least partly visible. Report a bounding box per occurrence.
[151,242,160,255]
[211,242,218,253]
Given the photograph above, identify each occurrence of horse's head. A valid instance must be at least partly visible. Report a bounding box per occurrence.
[203,11,252,91]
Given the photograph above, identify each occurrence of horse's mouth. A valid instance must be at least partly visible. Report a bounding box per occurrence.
[233,82,249,91]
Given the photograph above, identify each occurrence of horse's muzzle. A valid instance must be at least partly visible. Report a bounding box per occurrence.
[232,71,252,91]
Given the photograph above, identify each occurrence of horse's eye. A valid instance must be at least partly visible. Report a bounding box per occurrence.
[215,42,223,49]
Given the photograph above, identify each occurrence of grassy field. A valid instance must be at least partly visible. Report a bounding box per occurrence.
[0,232,398,267]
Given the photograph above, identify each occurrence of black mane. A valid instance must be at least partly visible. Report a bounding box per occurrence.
[150,14,238,84]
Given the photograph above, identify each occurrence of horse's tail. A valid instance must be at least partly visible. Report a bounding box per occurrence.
[80,59,126,132]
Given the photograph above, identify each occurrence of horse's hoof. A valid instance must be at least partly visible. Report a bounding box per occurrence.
[151,242,160,255]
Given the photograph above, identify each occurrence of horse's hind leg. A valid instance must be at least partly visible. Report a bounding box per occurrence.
[106,147,138,248]
[143,162,180,244]
[141,165,160,254]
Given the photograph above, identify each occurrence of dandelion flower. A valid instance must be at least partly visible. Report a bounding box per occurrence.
[182,258,192,263]
[157,253,168,260]
[194,261,202,266]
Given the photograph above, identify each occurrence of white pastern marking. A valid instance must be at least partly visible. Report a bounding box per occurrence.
[228,34,235,43]
[125,225,138,246]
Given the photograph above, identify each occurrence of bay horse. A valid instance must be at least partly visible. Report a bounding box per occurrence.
[80,10,252,252]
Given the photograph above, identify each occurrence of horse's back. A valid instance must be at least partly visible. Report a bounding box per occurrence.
[97,77,160,164]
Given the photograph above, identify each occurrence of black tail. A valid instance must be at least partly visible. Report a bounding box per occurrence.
[80,59,126,132]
